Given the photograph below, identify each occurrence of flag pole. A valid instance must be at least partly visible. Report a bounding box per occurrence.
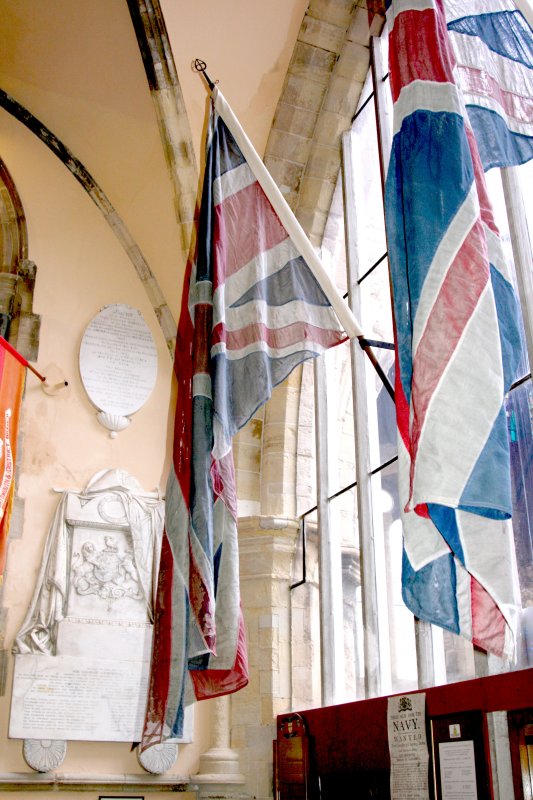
[0,336,46,382]
[193,60,395,402]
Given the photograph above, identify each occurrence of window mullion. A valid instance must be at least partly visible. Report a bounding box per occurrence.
[314,354,345,706]
[342,129,385,698]
[501,166,533,368]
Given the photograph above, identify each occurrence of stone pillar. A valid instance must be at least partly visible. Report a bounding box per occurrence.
[341,545,361,699]
[193,695,246,800]
[232,516,299,800]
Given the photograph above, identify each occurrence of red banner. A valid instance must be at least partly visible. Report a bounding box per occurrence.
[0,339,26,577]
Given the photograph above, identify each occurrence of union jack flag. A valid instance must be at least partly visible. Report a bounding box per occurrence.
[385,0,525,657]
[142,88,346,746]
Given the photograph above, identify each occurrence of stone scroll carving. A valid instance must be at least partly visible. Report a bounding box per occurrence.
[9,469,182,773]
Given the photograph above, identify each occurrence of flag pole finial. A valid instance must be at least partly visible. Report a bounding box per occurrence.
[193,59,215,91]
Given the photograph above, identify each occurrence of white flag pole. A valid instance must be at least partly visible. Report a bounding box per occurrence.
[211,85,364,340]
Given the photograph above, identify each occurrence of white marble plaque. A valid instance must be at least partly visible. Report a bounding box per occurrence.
[79,304,157,417]
[10,471,167,747]
[10,653,150,741]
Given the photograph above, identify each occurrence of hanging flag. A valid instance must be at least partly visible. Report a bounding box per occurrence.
[445,0,533,171]
[0,337,26,580]
[142,87,353,748]
[385,0,523,658]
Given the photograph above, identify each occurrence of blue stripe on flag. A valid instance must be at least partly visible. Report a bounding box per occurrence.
[213,349,322,436]
[491,265,522,389]
[448,10,533,66]
[459,407,512,517]
[215,117,246,177]
[231,257,335,308]
[427,504,465,562]
[191,394,215,562]
[385,109,473,402]
[467,106,533,170]
[402,547,460,634]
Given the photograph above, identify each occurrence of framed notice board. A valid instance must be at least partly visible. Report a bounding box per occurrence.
[430,710,491,800]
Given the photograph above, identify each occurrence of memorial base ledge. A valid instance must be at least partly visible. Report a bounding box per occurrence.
[0,771,192,792]
[191,783,250,800]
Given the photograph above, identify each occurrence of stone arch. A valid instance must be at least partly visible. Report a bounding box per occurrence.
[0,158,40,360]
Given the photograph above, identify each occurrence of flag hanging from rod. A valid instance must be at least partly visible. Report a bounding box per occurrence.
[445,0,533,172]
[142,86,352,748]
[385,0,524,658]
[0,337,26,580]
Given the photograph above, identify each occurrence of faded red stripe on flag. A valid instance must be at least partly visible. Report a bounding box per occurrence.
[142,530,174,748]
[471,575,506,657]
[389,8,455,102]
[458,65,533,125]
[214,182,289,280]
[213,320,343,352]
[189,536,216,654]
[409,220,489,480]
[189,607,249,700]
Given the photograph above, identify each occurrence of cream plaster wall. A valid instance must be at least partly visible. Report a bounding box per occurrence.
[161,0,309,161]
[0,0,185,323]
[0,108,210,784]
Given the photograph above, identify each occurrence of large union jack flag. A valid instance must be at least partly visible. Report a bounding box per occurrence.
[142,88,347,747]
[385,0,526,658]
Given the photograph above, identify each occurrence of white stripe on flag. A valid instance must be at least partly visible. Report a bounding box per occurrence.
[393,81,464,135]
[411,285,504,508]
[214,162,256,206]
[483,223,513,284]
[189,279,213,308]
[212,336,331,362]
[222,297,344,333]
[212,238,301,326]
[398,439,451,569]
[457,511,517,610]
[450,36,533,107]
[445,0,518,21]
[453,558,474,639]
[208,498,241,668]
[386,0,435,28]
[193,373,212,399]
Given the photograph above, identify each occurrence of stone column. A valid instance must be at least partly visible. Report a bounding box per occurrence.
[231,516,299,800]
[192,695,246,800]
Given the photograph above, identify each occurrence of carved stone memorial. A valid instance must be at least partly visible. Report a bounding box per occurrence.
[8,469,187,772]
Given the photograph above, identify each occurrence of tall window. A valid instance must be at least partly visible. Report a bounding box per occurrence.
[291,31,533,711]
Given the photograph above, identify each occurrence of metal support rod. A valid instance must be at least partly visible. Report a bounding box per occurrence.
[358,337,395,401]
[193,58,215,90]
[414,618,435,689]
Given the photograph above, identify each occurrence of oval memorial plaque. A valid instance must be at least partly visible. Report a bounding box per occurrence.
[79,305,158,427]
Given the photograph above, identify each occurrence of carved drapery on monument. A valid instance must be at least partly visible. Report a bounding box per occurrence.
[9,469,173,768]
